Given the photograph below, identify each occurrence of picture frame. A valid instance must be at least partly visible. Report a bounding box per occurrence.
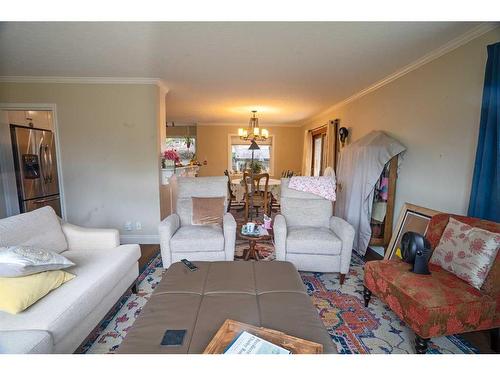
[384,203,441,260]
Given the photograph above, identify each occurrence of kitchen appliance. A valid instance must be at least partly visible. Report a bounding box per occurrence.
[10,124,61,216]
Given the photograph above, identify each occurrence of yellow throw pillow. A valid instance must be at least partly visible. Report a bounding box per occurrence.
[0,270,75,314]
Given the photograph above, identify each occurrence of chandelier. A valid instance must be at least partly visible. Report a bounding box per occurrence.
[238,110,269,141]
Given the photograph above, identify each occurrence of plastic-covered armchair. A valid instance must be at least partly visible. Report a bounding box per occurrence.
[159,177,236,268]
[273,178,355,284]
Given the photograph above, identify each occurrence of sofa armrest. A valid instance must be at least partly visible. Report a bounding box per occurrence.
[273,214,287,261]
[62,223,120,251]
[158,213,181,268]
[0,330,53,354]
[330,216,355,274]
[223,213,236,261]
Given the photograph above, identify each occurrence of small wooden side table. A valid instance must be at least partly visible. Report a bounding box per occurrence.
[238,226,272,261]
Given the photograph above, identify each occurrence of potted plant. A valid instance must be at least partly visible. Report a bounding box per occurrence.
[249,160,264,174]
[162,149,180,168]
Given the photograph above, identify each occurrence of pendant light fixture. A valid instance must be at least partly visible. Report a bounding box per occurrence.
[238,110,269,141]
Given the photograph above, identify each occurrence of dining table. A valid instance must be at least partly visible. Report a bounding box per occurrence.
[230,177,282,204]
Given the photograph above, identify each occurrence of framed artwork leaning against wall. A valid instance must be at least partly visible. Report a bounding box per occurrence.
[384,203,441,260]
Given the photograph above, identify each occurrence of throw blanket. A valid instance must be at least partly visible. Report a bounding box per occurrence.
[288,176,336,201]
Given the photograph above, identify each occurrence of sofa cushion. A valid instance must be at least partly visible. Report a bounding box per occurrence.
[191,197,225,225]
[0,207,68,253]
[425,214,500,326]
[430,217,500,290]
[0,330,53,354]
[0,270,75,314]
[280,178,332,228]
[286,226,342,255]
[364,260,496,338]
[176,177,228,226]
[0,245,74,277]
[170,225,224,253]
[0,244,140,344]
[281,199,332,228]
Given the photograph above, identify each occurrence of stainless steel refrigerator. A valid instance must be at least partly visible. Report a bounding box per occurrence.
[10,124,61,216]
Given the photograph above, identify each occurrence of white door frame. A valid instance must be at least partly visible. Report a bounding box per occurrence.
[0,103,67,220]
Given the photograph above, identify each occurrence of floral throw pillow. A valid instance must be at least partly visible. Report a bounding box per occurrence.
[430,217,500,290]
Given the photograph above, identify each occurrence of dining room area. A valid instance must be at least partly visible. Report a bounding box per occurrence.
[157,103,341,265]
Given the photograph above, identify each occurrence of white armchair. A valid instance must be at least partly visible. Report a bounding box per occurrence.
[159,177,236,268]
[274,178,355,284]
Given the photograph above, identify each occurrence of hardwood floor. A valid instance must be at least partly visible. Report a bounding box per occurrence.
[139,244,160,269]
[461,331,495,354]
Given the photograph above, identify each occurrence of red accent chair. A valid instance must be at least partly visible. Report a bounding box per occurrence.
[363,214,500,353]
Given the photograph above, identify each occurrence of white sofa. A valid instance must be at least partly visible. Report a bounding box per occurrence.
[159,176,236,268]
[0,207,140,354]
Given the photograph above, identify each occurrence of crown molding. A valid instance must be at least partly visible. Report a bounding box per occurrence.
[0,76,169,92]
[308,22,499,123]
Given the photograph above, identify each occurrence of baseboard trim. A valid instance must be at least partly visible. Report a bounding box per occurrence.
[120,234,160,245]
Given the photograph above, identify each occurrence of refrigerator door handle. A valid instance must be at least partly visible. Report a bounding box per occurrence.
[33,196,60,204]
[39,143,50,183]
[47,144,54,183]
[39,143,46,183]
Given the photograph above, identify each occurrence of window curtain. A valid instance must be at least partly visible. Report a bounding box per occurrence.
[302,130,313,176]
[468,42,500,222]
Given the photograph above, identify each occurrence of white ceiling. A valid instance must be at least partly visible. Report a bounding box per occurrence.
[0,22,484,125]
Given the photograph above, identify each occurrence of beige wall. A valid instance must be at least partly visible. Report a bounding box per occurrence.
[195,125,303,178]
[0,83,161,240]
[301,27,500,219]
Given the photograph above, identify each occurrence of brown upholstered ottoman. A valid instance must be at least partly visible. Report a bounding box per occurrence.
[118,261,336,353]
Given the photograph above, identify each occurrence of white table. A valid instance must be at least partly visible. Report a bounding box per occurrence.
[230,178,281,204]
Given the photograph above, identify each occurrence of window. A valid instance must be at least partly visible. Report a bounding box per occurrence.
[310,127,327,176]
[228,135,274,175]
[165,137,196,165]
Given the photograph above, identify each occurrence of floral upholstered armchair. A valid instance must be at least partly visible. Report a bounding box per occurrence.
[363,214,500,353]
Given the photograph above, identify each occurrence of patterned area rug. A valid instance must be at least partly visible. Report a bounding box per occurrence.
[235,239,275,261]
[82,251,477,354]
[301,254,477,354]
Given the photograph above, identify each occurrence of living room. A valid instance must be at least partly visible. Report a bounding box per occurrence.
[1,1,499,373]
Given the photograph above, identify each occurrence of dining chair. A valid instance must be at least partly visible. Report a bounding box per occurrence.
[243,172,271,221]
[224,169,237,212]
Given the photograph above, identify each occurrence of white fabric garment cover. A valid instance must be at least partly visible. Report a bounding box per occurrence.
[335,131,406,255]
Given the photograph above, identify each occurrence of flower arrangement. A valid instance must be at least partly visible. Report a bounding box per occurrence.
[162,149,180,168]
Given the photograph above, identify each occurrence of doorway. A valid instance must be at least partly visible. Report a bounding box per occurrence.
[310,127,327,176]
[0,104,65,219]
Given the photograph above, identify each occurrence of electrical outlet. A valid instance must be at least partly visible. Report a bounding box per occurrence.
[124,221,133,231]
[135,221,142,230]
